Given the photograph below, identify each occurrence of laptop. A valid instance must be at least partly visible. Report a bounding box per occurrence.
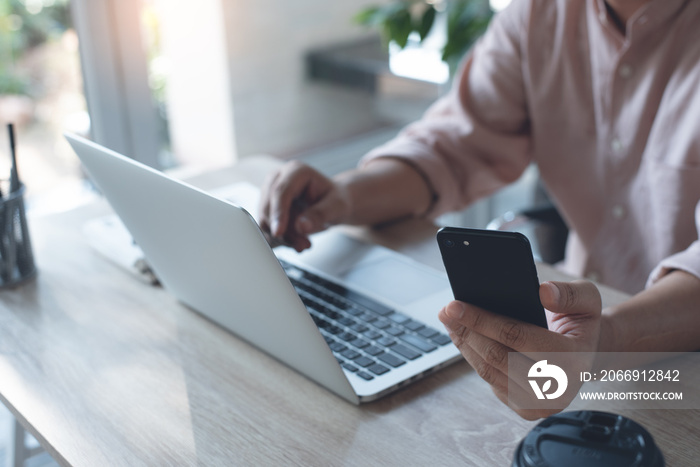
[65,133,461,404]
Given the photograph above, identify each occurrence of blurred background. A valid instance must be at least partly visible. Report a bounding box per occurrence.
[0,0,534,225]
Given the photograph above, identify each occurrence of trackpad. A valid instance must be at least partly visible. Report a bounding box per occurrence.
[339,257,448,306]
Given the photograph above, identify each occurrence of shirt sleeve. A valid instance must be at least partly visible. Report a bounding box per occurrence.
[647,199,700,288]
[360,0,534,218]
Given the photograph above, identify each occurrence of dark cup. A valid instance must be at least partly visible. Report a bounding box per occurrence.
[512,411,664,467]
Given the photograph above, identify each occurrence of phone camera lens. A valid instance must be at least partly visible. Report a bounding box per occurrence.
[444,239,455,248]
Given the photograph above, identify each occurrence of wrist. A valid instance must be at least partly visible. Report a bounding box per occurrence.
[332,158,434,226]
[332,171,360,225]
[598,308,623,353]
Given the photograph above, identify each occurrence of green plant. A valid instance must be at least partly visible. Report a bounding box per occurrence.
[355,0,493,70]
[0,0,71,95]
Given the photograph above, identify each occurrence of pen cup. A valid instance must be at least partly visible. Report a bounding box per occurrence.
[0,183,36,288]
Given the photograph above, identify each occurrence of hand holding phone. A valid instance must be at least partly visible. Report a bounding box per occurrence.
[437,227,548,328]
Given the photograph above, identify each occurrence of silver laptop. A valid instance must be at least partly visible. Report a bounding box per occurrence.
[66,133,461,403]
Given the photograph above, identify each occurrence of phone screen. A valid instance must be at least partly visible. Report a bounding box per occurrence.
[437,227,548,328]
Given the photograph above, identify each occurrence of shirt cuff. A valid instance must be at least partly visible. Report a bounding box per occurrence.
[646,240,700,289]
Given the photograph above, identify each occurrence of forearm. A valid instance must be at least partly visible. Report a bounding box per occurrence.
[599,270,700,353]
[335,157,435,226]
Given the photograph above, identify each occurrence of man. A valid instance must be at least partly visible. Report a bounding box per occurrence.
[259,0,700,419]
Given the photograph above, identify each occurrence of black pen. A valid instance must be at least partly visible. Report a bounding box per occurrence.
[8,123,20,193]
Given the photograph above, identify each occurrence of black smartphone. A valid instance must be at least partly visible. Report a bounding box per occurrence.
[437,227,548,328]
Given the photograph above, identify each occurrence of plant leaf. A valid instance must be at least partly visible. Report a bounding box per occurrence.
[417,5,436,42]
[386,9,412,49]
[353,6,382,26]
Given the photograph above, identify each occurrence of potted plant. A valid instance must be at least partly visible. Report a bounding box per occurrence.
[355,0,494,72]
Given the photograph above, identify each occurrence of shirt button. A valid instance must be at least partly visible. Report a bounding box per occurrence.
[611,139,624,152]
[612,204,626,219]
[619,64,633,78]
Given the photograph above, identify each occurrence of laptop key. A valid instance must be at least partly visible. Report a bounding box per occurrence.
[326,326,343,335]
[338,332,356,342]
[357,312,377,323]
[345,290,393,316]
[388,312,411,324]
[338,317,355,326]
[377,336,396,347]
[372,319,392,330]
[385,327,404,337]
[354,356,374,367]
[357,371,374,381]
[362,329,382,340]
[329,342,347,353]
[342,363,359,372]
[344,306,364,316]
[320,308,341,321]
[341,349,361,360]
[364,345,384,356]
[404,320,425,332]
[431,334,453,346]
[378,352,406,368]
[399,333,438,353]
[368,363,390,376]
[390,343,421,360]
[418,327,439,339]
[350,338,370,349]
[350,323,369,333]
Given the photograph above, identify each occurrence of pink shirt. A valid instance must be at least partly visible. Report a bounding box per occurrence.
[363,0,700,294]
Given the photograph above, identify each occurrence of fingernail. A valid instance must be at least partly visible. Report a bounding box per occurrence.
[297,215,312,234]
[545,282,560,304]
[271,216,280,236]
[446,302,466,320]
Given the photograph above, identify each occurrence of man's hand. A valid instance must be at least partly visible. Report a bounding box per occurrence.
[259,158,436,252]
[259,161,352,252]
[437,280,602,420]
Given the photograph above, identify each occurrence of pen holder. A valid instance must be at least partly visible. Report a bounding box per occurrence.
[0,184,36,288]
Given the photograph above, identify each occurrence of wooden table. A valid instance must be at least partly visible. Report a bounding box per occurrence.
[1,156,697,466]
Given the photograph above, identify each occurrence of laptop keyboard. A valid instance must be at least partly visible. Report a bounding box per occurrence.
[279,260,452,381]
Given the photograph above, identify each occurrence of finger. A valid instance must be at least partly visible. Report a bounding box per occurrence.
[442,313,536,394]
[484,364,561,420]
[285,229,312,252]
[540,280,602,316]
[261,229,284,249]
[258,170,280,235]
[259,166,314,250]
[295,193,344,235]
[506,391,563,420]
[439,301,554,353]
[450,331,544,418]
[268,161,313,238]
[491,358,570,421]
[440,306,563,420]
[444,321,510,394]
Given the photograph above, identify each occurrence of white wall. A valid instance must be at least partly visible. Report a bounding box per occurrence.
[221,0,390,158]
[157,0,237,168]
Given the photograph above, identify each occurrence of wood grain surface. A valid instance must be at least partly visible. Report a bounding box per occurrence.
[0,156,697,466]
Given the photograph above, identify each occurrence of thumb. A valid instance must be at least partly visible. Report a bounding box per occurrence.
[540,280,602,316]
[295,195,345,235]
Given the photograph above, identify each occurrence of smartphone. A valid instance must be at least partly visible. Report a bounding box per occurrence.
[437,227,548,328]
